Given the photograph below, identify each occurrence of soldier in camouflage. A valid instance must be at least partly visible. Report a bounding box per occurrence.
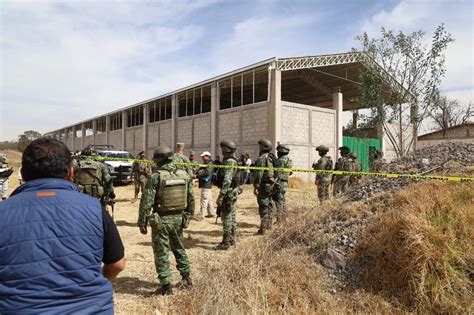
[313,145,333,203]
[172,143,194,178]
[214,140,240,250]
[254,138,276,235]
[132,151,151,199]
[73,146,115,209]
[137,146,195,295]
[349,153,362,185]
[332,146,352,197]
[273,144,292,223]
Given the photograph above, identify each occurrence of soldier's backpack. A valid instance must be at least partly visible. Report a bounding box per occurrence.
[213,157,242,188]
[74,160,105,198]
[155,169,188,214]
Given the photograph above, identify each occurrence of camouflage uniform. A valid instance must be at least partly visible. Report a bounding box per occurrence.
[273,149,292,222]
[137,163,194,288]
[254,152,275,233]
[349,155,362,185]
[73,155,114,209]
[333,153,352,197]
[132,158,151,198]
[313,154,333,203]
[172,153,194,178]
[216,156,239,248]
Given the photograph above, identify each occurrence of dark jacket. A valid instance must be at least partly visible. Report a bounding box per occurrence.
[0,178,114,314]
[197,161,213,189]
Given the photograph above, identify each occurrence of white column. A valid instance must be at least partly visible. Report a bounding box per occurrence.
[269,67,282,150]
[210,83,218,156]
[143,103,148,153]
[92,120,97,145]
[171,95,177,148]
[80,123,85,149]
[121,111,126,151]
[72,126,76,151]
[333,90,343,150]
[105,116,110,146]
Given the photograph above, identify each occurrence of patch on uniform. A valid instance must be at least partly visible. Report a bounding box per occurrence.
[37,191,56,197]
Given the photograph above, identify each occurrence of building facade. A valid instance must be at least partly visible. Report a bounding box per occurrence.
[46,52,407,180]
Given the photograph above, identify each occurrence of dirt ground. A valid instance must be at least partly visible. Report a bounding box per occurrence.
[3,150,315,313]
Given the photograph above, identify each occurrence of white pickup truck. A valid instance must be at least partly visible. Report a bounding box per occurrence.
[97,150,134,185]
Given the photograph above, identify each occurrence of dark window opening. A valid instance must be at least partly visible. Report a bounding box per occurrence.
[254,70,268,103]
[194,88,202,114]
[202,85,211,113]
[219,79,231,110]
[232,75,242,107]
[243,72,253,105]
[186,90,194,116]
[178,93,186,117]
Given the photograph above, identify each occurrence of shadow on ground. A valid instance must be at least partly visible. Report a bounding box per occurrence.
[113,276,157,295]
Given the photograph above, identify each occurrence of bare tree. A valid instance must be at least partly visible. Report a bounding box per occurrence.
[428,92,473,131]
[354,24,454,157]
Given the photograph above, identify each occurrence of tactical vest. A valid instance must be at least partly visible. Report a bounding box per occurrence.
[74,160,105,198]
[214,157,241,189]
[276,155,292,181]
[154,169,188,215]
[259,153,276,183]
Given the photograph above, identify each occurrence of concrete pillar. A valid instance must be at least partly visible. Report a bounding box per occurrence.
[121,110,126,151]
[92,120,97,145]
[269,67,281,150]
[80,123,85,149]
[105,116,110,146]
[210,83,218,156]
[143,103,148,154]
[333,90,343,150]
[72,126,76,151]
[171,95,177,148]
[410,103,417,151]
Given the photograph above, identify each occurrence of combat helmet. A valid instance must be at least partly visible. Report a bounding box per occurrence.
[316,145,329,152]
[81,146,96,156]
[276,143,290,154]
[258,138,272,151]
[338,146,350,153]
[220,140,236,153]
[153,146,173,161]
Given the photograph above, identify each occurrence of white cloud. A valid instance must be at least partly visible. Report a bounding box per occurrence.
[0,0,214,140]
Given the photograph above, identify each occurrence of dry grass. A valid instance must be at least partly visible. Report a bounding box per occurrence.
[354,182,474,313]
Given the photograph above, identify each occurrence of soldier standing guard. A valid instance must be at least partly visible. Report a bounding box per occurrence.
[273,144,292,222]
[254,138,276,235]
[332,146,352,197]
[313,145,333,203]
[137,146,194,295]
[132,151,151,199]
[214,140,240,250]
[73,146,115,210]
[172,143,194,178]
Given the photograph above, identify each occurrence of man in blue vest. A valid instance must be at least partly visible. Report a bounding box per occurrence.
[0,138,125,314]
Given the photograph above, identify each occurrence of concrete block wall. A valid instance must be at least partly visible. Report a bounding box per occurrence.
[417,137,474,149]
[281,101,336,180]
[159,121,172,148]
[66,138,73,150]
[218,111,241,145]
[95,133,106,145]
[193,115,211,147]
[83,135,93,147]
[147,124,160,148]
[177,119,193,147]
[108,130,122,149]
[125,126,143,154]
[242,106,269,144]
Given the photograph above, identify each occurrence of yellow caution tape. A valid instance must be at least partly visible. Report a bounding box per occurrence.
[92,156,474,182]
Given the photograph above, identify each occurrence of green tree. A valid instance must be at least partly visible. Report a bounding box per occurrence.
[428,92,473,131]
[18,130,42,152]
[354,24,454,157]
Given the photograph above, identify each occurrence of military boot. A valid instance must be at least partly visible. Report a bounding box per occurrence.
[257,220,266,235]
[153,283,172,296]
[230,227,237,246]
[176,273,193,289]
[214,232,231,250]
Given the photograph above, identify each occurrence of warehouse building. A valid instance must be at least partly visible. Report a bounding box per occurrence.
[46,52,411,179]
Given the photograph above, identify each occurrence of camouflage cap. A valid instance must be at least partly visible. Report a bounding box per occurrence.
[316,145,329,152]
[338,146,350,152]
[176,142,185,148]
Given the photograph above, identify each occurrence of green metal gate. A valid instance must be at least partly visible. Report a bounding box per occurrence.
[342,136,381,171]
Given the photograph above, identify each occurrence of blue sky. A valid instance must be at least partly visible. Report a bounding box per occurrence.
[1,0,472,141]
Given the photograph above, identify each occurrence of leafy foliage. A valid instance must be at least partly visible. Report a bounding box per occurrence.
[17,130,42,152]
